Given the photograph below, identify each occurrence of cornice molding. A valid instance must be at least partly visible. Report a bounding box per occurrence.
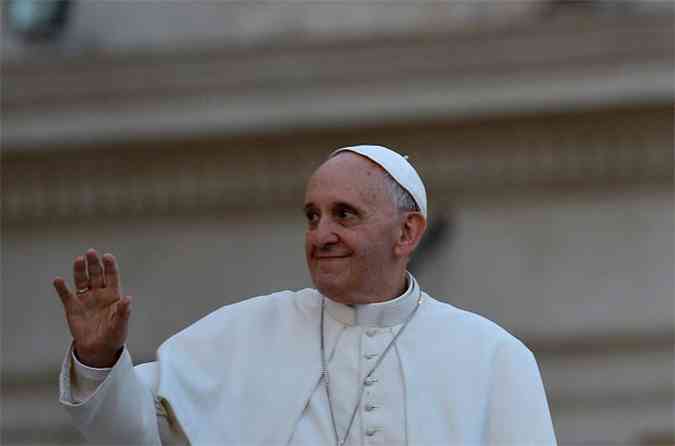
[2,14,673,151]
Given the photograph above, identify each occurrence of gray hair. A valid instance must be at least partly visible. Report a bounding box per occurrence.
[383,173,419,213]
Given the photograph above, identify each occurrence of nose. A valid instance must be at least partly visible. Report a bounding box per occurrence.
[309,218,339,248]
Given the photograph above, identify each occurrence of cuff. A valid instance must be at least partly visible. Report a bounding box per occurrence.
[72,350,113,381]
[59,342,123,406]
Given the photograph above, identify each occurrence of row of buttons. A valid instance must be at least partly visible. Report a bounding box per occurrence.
[364,328,381,440]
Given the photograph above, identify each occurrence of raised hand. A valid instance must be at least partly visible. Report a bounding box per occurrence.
[53,249,132,368]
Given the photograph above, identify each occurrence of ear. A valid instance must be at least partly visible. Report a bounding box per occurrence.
[394,212,427,258]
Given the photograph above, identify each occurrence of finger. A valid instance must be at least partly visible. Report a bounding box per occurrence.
[73,256,89,293]
[86,249,105,289]
[53,277,76,309]
[113,296,132,324]
[121,295,132,317]
[102,253,120,291]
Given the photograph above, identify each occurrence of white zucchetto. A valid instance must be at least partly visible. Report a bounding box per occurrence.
[330,145,428,218]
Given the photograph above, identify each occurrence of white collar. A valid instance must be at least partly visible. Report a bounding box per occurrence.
[323,272,420,328]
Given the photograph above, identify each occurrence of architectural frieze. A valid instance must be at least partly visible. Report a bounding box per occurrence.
[3,106,671,224]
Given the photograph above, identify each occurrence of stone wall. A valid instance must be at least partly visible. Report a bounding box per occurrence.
[2,2,673,444]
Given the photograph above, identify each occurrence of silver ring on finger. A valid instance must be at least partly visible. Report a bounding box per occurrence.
[76,287,89,295]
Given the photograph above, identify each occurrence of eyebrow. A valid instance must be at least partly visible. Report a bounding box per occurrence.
[334,201,358,210]
[302,201,363,213]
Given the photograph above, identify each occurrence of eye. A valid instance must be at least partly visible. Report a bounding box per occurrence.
[305,209,319,225]
[337,209,352,219]
[335,206,357,220]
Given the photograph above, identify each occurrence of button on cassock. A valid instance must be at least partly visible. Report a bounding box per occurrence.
[365,428,379,437]
[366,329,378,337]
[364,376,378,386]
[364,402,377,412]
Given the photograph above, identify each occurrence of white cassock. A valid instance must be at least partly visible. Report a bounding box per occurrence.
[59,274,557,445]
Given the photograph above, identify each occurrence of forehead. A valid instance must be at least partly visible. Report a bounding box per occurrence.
[305,152,390,207]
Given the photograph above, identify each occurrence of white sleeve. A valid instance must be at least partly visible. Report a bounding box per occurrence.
[59,343,162,445]
[485,339,558,445]
[65,349,113,403]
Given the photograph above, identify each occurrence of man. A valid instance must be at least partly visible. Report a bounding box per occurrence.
[54,145,557,445]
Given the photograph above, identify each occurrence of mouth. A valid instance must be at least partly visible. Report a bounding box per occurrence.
[314,255,350,260]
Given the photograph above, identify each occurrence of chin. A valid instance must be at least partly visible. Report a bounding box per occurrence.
[313,277,342,297]
[312,274,349,302]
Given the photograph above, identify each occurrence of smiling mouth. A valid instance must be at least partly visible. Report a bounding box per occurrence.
[315,255,350,260]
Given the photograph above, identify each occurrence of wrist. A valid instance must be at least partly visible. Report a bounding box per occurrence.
[73,344,123,368]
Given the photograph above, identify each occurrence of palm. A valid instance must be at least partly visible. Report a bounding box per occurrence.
[53,250,132,368]
[67,287,127,353]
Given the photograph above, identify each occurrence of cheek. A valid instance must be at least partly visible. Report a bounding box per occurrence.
[304,233,314,259]
[359,230,396,260]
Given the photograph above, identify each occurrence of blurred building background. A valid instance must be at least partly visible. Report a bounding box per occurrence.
[1,1,673,445]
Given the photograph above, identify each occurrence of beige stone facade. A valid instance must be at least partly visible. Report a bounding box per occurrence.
[2,2,673,444]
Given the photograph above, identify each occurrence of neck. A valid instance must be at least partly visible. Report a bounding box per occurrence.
[327,272,408,305]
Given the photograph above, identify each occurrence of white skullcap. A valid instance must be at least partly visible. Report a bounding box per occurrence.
[330,145,428,218]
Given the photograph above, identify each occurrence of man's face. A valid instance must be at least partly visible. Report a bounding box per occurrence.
[304,153,402,304]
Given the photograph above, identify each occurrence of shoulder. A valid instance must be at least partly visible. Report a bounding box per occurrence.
[201,287,320,323]
[418,293,532,356]
[161,288,321,346]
